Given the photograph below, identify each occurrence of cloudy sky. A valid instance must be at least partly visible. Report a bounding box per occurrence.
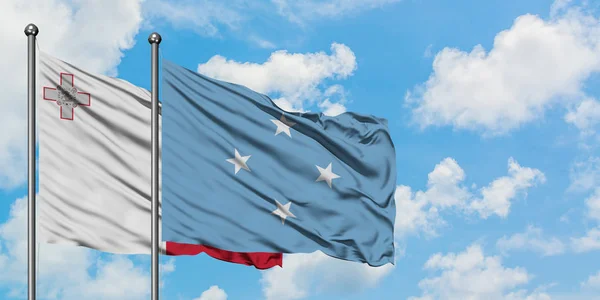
[1,0,600,299]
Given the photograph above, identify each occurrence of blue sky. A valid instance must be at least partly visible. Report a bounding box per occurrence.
[1,0,600,299]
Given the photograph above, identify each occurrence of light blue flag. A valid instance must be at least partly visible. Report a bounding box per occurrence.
[161,60,397,266]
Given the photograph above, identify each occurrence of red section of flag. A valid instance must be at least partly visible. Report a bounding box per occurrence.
[165,242,282,270]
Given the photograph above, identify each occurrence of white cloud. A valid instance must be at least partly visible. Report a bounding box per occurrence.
[424,44,434,58]
[569,156,600,192]
[395,157,545,238]
[160,258,176,273]
[409,244,544,300]
[586,188,600,221]
[248,35,277,49]
[422,157,471,208]
[550,0,574,17]
[581,270,600,290]
[571,228,600,253]
[406,5,600,135]
[318,85,348,116]
[260,251,393,300]
[194,285,228,300]
[394,158,469,238]
[62,256,150,300]
[0,196,171,299]
[565,98,600,137]
[571,188,600,253]
[319,99,347,116]
[272,98,306,114]
[393,185,445,239]
[272,0,401,24]
[0,0,144,188]
[197,43,356,113]
[143,0,244,37]
[496,225,566,256]
[504,289,552,300]
[143,0,397,46]
[469,158,546,219]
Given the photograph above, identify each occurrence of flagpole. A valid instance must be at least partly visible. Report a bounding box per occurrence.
[149,32,162,300]
[24,23,39,300]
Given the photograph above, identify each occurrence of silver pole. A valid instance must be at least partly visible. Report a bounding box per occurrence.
[24,23,38,300]
[148,32,162,300]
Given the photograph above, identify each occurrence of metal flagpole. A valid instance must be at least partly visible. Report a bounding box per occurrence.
[24,23,39,300]
[148,32,162,300]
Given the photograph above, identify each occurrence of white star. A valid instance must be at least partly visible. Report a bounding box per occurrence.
[315,163,341,188]
[226,149,251,174]
[271,114,296,138]
[272,199,297,225]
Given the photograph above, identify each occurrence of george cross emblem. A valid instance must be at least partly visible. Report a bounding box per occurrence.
[43,73,91,120]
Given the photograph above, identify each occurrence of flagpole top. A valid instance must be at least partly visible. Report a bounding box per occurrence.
[148,32,162,44]
[24,24,39,36]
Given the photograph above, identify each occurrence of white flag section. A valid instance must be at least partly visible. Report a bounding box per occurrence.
[38,51,165,254]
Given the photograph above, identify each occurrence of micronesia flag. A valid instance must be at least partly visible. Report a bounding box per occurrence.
[161,60,397,266]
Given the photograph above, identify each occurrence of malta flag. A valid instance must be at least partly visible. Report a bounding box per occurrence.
[37,51,282,269]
